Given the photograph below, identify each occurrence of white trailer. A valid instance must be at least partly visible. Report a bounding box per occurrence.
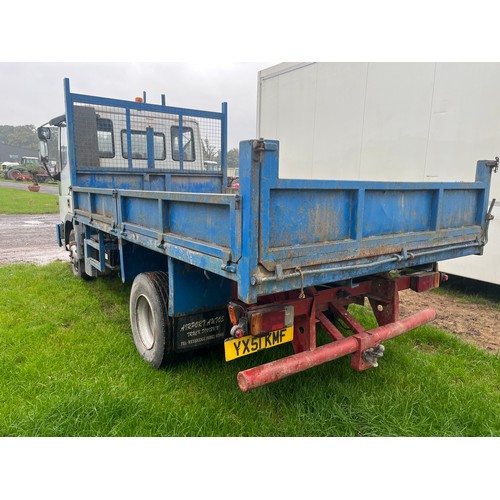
[257,62,500,285]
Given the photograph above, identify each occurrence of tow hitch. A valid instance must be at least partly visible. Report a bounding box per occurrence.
[363,344,385,368]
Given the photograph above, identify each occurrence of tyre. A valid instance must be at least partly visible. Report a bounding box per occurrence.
[68,229,92,280]
[7,169,21,180]
[130,272,173,368]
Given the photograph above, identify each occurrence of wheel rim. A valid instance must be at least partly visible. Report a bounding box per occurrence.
[136,294,155,350]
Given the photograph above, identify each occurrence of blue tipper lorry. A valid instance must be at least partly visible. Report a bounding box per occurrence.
[37,78,497,391]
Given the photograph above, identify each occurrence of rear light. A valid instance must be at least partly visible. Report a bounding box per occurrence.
[228,304,239,326]
[249,306,294,336]
[251,310,285,336]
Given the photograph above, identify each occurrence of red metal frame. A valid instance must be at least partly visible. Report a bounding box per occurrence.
[231,272,441,392]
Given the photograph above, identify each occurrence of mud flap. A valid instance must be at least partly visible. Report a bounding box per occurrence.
[173,308,229,352]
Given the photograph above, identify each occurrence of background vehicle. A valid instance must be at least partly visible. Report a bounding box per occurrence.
[37,78,496,391]
[257,62,500,285]
[2,156,50,182]
[1,161,19,173]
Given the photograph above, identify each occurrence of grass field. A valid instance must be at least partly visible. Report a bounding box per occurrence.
[0,262,498,437]
[0,186,59,214]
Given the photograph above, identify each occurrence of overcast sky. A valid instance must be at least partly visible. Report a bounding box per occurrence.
[0,62,276,149]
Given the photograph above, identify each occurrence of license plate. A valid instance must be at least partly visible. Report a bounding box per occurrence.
[224,326,294,361]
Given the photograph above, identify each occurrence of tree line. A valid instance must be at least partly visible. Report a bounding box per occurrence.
[0,125,38,149]
[227,148,238,171]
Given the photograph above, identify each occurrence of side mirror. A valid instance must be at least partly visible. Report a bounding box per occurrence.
[37,127,51,140]
[39,139,49,163]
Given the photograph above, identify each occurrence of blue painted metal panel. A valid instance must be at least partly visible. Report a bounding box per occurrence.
[120,240,168,283]
[125,109,133,168]
[363,190,434,236]
[94,195,115,220]
[178,115,184,170]
[269,189,353,246]
[237,141,262,304]
[168,258,232,316]
[146,127,155,168]
[75,172,223,193]
[71,185,241,283]
[73,188,117,223]
[122,197,160,229]
[441,189,480,228]
[234,140,494,303]
[169,174,222,193]
[55,223,63,247]
[169,202,231,247]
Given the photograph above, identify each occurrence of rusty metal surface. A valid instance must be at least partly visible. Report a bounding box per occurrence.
[237,308,437,391]
[368,278,400,326]
[231,273,443,390]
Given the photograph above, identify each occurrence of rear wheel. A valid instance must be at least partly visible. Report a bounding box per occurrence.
[130,272,173,368]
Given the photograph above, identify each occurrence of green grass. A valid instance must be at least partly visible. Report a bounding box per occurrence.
[433,274,500,310]
[0,262,498,437]
[0,186,59,214]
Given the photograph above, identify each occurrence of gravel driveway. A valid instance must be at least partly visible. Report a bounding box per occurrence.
[0,214,67,265]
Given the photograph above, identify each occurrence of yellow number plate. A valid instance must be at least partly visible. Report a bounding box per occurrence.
[224,326,294,361]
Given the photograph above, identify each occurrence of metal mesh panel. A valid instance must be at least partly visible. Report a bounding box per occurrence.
[194,116,222,173]
[71,101,223,173]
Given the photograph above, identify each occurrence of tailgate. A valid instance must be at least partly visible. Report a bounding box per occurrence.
[237,140,495,303]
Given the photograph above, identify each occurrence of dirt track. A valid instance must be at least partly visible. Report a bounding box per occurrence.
[400,289,500,354]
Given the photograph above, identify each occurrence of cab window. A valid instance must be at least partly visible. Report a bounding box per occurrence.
[121,130,166,160]
[97,118,115,158]
[171,126,195,162]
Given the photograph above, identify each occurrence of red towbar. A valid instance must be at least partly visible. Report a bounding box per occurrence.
[237,308,436,392]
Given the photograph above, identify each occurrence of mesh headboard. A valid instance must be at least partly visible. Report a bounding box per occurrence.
[73,105,100,168]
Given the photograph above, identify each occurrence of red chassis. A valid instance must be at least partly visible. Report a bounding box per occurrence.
[229,271,444,392]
